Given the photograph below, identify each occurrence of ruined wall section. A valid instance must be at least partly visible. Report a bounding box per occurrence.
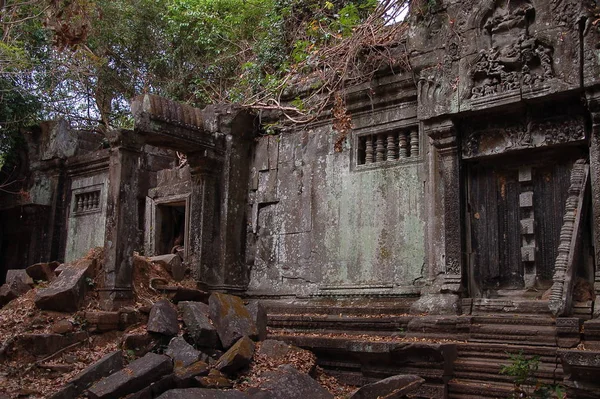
[246,76,425,297]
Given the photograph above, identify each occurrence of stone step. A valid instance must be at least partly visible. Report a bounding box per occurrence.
[470,314,555,326]
[470,299,552,316]
[448,379,515,399]
[263,298,416,317]
[268,314,412,332]
[453,359,559,383]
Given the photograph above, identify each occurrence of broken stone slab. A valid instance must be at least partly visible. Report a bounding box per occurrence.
[252,365,333,399]
[149,255,185,282]
[246,301,268,341]
[14,331,88,357]
[26,261,60,282]
[51,351,125,399]
[127,373,177,399]
[156,388,248,399]
[214,336,255,375]
[209,293,258,348]
[34,259,94,312]
[195,369,233,389]
[348,375,424,399]
[166,336,202,368]
[147,299,179,336]
[0,278,31,307]
[409,293,460,315]
[179,301,220,348]
[84,311,121,332]
[173,360,209,382]
[257,340,316,374]
[87,352,173,399]
[5,269,34,286]
[122,332,159,357]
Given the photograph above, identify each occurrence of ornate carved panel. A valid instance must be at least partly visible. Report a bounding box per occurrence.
[462,115,585,159]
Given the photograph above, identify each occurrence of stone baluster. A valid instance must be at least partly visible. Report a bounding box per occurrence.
[387,133,397,161]
[376,134,385,162]
[77,196,83,212]
[85,193,91,210]
[410,130,419,157]
[399,132,408,158]
[365,135,374,164]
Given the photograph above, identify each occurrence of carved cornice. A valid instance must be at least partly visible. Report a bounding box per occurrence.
[425,119,457,154]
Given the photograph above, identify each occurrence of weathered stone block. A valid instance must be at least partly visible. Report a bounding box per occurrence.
[257,340,316,374]
[349,374,424,399]
[246,301,268,341]
[520,219,535,235]
[519,191,533,208]
[26,261,60,282]
[156,388,248,399]
[147,299,179,336]
[149,254,185,281]
[0,278,31,307]
[179,301,220,348]
[87,352,173,399]
[85,311,121,332]
[214,336,255,375]
[253,364,333,399]
[5,269,33,286]
[166,336,202,368]
[195,369,233,389]
[122,332,159,357]
[51,319,74,334]
[34,260,94,312]
[14,332,88,357]
[68,350,124,394]
[209,293,258,348]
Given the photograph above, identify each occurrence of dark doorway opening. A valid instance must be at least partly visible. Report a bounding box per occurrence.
[156,202,186,255]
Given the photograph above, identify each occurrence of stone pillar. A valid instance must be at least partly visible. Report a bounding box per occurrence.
[188,153,223,288]
[100,130,142,310]
[586,89,600,317]
[411,118,463,315]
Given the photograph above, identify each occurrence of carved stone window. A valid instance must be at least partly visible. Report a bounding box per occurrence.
[355,129,420,167]
[73,190,101,215]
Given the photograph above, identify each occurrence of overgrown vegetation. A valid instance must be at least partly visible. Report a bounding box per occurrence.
[0,0,413,168]
[500,351,565,399]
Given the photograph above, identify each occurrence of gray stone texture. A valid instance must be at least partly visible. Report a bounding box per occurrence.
[5,269,33,286]
[251,365,333,399]
[166,336,202,368]
[147,299,179,336]
[349,374,424,399]
[208,293,258,348]
[246,301,268,341]
[34,259,94,312]
[87,352,173,399]
[156,389,248,399]
[0,278,31,306]
[179,301,220,348]
[214,335,255,374]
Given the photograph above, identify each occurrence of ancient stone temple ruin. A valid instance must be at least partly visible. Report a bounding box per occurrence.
[3,0,600,398]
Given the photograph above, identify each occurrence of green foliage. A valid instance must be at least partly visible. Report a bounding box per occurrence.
[500,352,565,399]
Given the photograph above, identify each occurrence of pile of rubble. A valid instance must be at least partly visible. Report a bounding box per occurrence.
[0,252,425,399]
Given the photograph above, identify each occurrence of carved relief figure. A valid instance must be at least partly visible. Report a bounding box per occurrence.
[470,0,556,99]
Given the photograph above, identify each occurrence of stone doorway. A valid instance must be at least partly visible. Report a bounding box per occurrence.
[145,196,190,261]
[465,149,591,298]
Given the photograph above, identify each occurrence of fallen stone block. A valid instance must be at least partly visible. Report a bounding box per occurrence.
[215,336,255,375]
[0,278,31,307]
[122,332,159,357]
[34,260,94,312]
[120,307,143,329]
[128,373,178,399]
[87,352,173,399]
[156,388,248,399]
[26,261,60,282]
[252,365,333,399]
[149,254,185,281]
[14,332,88,357]
[166,336,202,368]
[195,369,233,389]
[85,311,121,332]
[179,301,220,348]
[257,340,316,373]
[51,319,74,334]
[6,269,34,286]
[65,350,124,396]
[147,299,179,336]
[173,360,209,383]
[209,293,258,348]
[246,301,268,341]
[349,374,424,399]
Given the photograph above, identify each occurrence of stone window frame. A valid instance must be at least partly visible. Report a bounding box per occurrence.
[71,184,104,216]
[351,122,422,172]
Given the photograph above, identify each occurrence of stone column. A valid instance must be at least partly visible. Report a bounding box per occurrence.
[100,130,142,310]
[411,118,463,314]
[586,89,600,317]
[188,153,223,288]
